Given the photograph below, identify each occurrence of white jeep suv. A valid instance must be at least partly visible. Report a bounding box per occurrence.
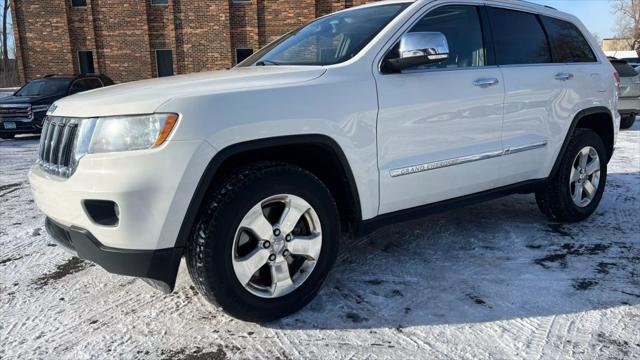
[29,0,619,322]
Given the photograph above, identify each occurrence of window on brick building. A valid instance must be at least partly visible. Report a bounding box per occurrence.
[235,49,254,64]
[151,0,169,5]
[155,50,174,77]
[71,0,87,7]
[78,51,95,74]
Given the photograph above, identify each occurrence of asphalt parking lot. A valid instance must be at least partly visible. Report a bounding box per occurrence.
[1,123,639,359]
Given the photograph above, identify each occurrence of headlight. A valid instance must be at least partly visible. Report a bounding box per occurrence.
[87,113,178,154]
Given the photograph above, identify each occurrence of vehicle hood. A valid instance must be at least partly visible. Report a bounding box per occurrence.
[0,94,59,106]
[50,66,327,118]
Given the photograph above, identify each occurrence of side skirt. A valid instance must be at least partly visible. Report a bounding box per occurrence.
[355,179,547,238]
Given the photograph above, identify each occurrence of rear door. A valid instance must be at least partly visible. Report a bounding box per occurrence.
[375,4,506,214]
[486,6,573,183]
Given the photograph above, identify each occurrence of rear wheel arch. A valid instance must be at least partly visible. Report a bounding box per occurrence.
[550,107,614,178]
[174,135,362,250]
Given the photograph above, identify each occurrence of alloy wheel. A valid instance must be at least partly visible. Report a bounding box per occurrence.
[231,194,322,298]
[569,146,601,207]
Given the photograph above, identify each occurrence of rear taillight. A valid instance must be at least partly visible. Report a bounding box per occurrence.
[614,71,621,94]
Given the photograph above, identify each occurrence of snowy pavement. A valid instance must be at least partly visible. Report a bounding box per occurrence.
[1,125,639,359]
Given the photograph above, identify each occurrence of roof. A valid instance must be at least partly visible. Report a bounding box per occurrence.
[37,74,108,80]
[353,0,562,15]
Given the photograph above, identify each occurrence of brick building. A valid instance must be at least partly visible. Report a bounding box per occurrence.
[10,0,375,84]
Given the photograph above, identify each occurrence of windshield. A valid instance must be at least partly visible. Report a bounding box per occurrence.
[15,79,70,97]
[238,4,409,67]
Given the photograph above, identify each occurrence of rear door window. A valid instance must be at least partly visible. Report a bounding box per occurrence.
[488,7,551,65]
[541,16,597,63]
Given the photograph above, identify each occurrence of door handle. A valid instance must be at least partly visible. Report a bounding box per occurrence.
[473,77,499,88]
[555,72,574,81]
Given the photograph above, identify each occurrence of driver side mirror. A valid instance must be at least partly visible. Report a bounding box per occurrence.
[383,32,449,72]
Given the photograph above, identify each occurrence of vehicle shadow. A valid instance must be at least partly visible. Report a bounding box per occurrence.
[266,171,640,330]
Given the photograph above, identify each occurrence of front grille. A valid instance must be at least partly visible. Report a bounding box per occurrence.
[38,117,79,177]
[0,104,33,122]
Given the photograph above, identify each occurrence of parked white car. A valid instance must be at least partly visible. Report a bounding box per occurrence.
[29,0,619,322]
[611,59,640,129]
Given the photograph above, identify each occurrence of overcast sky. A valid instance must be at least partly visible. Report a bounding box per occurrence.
[531,0,617,38]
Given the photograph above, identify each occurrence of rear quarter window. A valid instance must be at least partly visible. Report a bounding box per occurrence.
[540,16,597,63]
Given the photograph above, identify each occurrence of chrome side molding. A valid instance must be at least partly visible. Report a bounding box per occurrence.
[390,141,548,178]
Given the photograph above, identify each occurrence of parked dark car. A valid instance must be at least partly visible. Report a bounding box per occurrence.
[0,74,114,139]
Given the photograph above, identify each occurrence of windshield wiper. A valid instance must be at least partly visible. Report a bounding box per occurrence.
[255,59,281,66]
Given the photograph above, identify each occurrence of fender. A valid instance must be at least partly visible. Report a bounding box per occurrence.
[548,106,614,179]
[172,134,362,250]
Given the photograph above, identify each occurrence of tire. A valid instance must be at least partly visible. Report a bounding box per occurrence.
[620,114,636,129]
[535,129,607,222]
[186,162,340,322]
[0,133,15,139]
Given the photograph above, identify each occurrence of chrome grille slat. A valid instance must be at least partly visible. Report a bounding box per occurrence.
[59,124,77,169]
[48,122,62,165]
[42,119,54,163]
[37,117,80,178]
[56,124,71,167]
[0,104,32,121]
[38,119,50,161]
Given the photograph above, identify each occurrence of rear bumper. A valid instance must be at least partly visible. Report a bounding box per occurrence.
[45,217,182,292]
[618,97,640,114]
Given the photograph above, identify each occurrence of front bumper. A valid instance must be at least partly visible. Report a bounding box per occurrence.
[45,217,182,292]
[0,113,46,133]
[29,139,216,291]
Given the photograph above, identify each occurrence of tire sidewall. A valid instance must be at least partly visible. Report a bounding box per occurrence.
[196,167,339,321]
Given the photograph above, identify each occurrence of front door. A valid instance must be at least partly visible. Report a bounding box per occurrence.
[375,4,506,214]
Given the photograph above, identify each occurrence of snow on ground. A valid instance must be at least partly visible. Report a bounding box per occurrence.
[1,125,639,360]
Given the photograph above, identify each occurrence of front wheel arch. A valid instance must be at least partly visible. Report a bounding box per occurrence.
[173,135,362,252]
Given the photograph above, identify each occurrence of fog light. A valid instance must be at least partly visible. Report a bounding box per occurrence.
[83,200,120,226]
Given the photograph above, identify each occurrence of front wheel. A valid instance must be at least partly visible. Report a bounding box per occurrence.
[186,162,340,322]
[535,129,607,222]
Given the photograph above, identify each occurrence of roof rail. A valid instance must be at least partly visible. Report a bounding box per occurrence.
[512,0,557,10]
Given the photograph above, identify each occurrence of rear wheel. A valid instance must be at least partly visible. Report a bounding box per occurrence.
[0,133,15,139]
[535,129,607,222]
[620,114,636,129]
[186,162,339,322]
